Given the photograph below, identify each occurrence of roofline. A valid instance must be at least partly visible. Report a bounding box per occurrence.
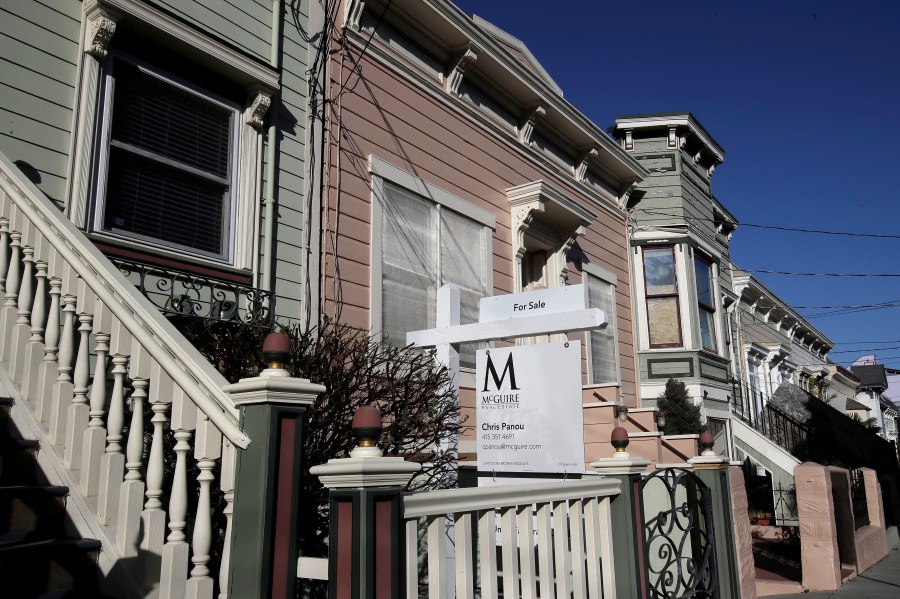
[614,112,725,163]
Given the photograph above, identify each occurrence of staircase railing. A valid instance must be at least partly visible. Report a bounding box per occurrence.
[0,151,248,597]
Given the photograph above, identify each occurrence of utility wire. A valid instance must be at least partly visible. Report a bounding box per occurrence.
[830,345,900,354]
[743,269,900,278]
[638,208,900,240]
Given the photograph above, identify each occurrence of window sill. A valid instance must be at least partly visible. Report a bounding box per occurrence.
[92,237,252,285]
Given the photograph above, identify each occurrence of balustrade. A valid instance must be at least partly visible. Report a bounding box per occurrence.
[0,149,249,598]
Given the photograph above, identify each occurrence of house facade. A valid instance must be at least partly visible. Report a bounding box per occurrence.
[851,360,899,443]
[320,0,646,466]
[0,0,317,324]
[611,113,738,453]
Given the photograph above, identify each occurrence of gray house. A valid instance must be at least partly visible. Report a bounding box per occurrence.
[1,0,319,324]
[612,112,738,453]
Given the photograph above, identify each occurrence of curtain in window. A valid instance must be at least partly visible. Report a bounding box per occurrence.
[587,274,617,384]
[381,184,436,346]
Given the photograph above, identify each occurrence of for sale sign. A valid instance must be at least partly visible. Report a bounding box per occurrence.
[476,341,584,474]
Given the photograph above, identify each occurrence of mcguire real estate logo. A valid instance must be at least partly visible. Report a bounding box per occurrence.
[479,352,521,409]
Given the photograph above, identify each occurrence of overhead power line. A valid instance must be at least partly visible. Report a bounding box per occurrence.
[740,223,900,239]
[829,345,900,354]
[833,340,900,345]
[638,208,900,240]
[743,269,900,278]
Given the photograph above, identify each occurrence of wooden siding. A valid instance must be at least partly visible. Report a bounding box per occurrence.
[323,41,639,403]
[0,0,80,206]
[153,0,273,63]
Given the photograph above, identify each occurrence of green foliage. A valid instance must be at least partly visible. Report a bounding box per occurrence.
[657,378,705,435]
[849,412,881,433]
[173,316,461,557]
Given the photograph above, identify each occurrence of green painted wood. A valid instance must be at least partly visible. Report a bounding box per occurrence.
[152,0,272,61]
[0,83,72,131]
[695,467,742,599]
[607,473,646,599]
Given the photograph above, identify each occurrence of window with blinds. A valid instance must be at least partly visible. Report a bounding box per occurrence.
[94,57,238,261]
[381,182,488,368]
[585,270,618,384]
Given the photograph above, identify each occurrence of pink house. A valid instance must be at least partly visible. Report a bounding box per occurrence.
[319,0,647,464]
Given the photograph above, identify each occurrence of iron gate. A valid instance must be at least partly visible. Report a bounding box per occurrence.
[638,468,719,599]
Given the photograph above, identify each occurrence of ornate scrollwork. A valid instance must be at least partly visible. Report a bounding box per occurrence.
[85,9,118,60]
[640,468,719,599]
[110,258,275,326]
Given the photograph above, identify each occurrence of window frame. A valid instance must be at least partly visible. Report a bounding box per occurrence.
[693,253,718,353]
[642,245,683,348]
[369,156,495,364]
[90,52,242,263]
[583,263,620,386]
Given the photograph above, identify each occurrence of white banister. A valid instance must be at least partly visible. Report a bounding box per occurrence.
[0,154,248,447]
[9,243,34,375]
[26,271,58,406]
[0,230,21,361]
[48,295,75,441]
[117,377,147,556]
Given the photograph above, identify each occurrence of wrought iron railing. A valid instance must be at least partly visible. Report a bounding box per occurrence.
[851,469,870,529]
[109,257,275,326]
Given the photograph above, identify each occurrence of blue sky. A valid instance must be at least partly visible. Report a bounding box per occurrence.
[454,0,900,367]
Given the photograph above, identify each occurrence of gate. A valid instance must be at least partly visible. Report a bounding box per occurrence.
[639,468,719,599]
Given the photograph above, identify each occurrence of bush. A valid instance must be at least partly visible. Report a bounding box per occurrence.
[174,316,461,556]
[657,378,705,435]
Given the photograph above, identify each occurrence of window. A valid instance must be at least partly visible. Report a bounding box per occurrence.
[584,266,618,384]
[694,255,717,352]
[643,246,682,347]
[372,158,494,368]
[92,56,239,262]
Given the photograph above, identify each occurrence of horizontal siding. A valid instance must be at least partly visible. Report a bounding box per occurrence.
[326,46,637,398]
[0,2,78,205]
[153,0,272,62]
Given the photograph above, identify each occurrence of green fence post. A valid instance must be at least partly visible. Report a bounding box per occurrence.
[311,406,421,599]
[689,433,742,599]
[225,333,325,599]
[591,427,651,599]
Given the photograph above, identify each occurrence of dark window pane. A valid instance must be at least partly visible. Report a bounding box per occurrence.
[698,307,716,351]
[644,247,676,295]
[695,257,713,307]
[111,60,232,179]
[104,149,225,254]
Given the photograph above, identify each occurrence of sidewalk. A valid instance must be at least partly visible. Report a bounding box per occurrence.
[775,545,900,598]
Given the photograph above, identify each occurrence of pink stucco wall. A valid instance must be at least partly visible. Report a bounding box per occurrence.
[729,465,758,599]
[795,462,842,591]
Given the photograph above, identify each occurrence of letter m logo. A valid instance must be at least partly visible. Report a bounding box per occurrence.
[482,353,521,392]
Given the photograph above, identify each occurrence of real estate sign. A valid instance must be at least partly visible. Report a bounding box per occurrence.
[476,341,584,474]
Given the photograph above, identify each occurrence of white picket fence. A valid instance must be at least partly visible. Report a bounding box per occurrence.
[401,478,621,599]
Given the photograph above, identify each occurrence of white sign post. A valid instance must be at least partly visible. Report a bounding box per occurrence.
[406,284,606,596]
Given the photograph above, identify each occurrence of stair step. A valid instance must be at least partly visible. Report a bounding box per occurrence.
[0,438,44,485]
[0,485,69,536]
[0,536,102,597]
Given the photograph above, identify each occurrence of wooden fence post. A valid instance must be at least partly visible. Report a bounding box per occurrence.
[591,426,651,599]
[224,333,325,599]
[311,406,421,599]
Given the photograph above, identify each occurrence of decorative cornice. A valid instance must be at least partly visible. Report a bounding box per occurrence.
[444,43,478,96]
[575,147,599,181]
[344,0,365,30]
[518,104,546,145]
[244,90,272,129]
[85,7,119,59]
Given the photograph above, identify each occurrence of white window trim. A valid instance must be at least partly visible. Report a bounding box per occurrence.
[691,249,725,357]
[582,262,620,386]
[90,54,242,263]
[633,242,694,351]
[368,155,495,337]
[67,1,275,271]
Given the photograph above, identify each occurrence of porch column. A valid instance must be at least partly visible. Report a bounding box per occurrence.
[591,427,651,599]
[225,333,325,599]
[311,407,420,599]
[688,432,742,599]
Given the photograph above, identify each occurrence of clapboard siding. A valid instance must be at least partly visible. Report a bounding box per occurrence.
[0,1,79,206]
[153,0,272,62]
[325,42,637,397]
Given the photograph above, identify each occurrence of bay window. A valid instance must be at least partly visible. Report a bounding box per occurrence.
[643,246,682,347]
